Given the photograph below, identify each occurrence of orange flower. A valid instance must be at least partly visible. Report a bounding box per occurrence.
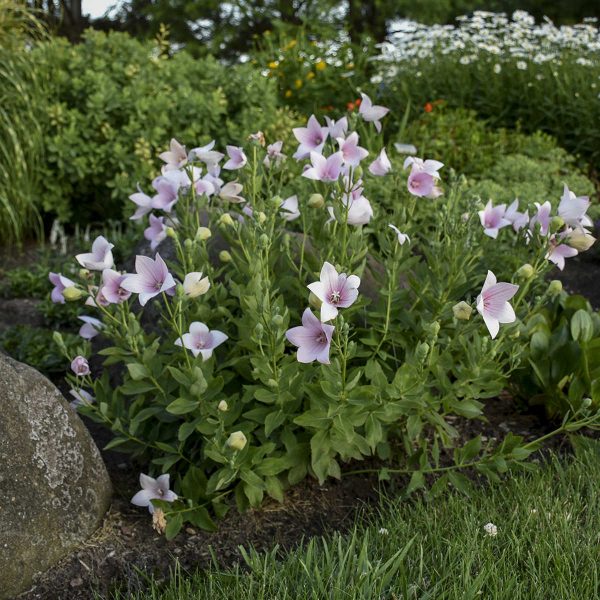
[347,101,355,111]
[355,97,362,107]
[424,102,433,113]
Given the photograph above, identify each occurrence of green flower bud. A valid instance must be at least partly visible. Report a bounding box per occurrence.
[259,233,270,248]
[78,268,90,279]
[226,431,247,451]
[271,195,283,207]
[551,216,565,231]
[548,280,563,295]
[195,226,212,242]
[516,263,535,280]
[219,250,232,263]
[257,211,267,224]
[582,397,593,408]
[354,166,363,179]
[267,378,278,388]
[166,227,177,238]
[415,342,430,362]
[184,238,193,251]
[254,322,264,339]
[308,292,322,309]
[452,301,473,320]
[219,213,235,227]
[272,314,284,327]
[63,286,84,301]
[218,400,229,412]
[308,193,324,208]
[425,321,440,337]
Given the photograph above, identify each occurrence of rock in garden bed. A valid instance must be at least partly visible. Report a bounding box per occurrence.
[0,354,112,599]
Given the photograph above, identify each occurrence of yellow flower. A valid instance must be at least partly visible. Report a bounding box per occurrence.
[285,89,293,98]
[315,60,326,71]
[306,71,315,80]
[268,61,278,69]
[284,39,297,51]
[295,78,303,89]
[346,62,355,69]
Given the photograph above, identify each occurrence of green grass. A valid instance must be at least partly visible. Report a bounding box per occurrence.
[110,439,600,600]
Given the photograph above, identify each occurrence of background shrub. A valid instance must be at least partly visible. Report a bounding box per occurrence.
[31,29,286,226]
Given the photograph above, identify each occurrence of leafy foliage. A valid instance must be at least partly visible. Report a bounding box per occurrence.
[30,28,287,226]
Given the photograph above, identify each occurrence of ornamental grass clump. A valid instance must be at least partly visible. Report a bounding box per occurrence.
[52,93,600,537]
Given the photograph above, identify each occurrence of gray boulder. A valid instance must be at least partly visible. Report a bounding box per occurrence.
[0,354,112,599]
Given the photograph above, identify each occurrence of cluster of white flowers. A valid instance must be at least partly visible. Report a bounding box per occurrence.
[375,11,600,74]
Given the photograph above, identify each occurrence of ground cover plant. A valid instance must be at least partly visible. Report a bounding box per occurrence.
[375,11,600,163]
[47,94,600,539]
[110,441,600,600]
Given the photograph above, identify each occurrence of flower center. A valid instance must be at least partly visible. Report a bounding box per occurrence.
[154,279,164,291]
[316,332,327,344]
[329,290,341,304]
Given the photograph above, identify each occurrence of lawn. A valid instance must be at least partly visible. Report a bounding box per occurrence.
[113,439,600,600]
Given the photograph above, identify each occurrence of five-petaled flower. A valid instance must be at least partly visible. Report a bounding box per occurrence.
[144,214,168,250]
[293,114,329,160]
[131,473,178,514]
[183,272,211,298]
[285,308,335,364]
[100,269,132,304]
[558,184,592,230]
[404,157,444,198]
[476,270,519,339]
[78,315,103,339]
[302,151,344,182]
[175,321,228,361]
[546,234,578,270]
[478,200,511,239]
[358,93,389,133]
[121,253,176,306]
[75,236,114,271]
[369,148,391,176]
[49,272,76,304]
[307,261,360,322]
[159,138,188,171]
[223,145,248,170]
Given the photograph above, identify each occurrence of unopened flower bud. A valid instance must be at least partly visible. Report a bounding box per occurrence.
[461,212,470,222]
[166,227,176,238]
[63,286,84,301]
[582,397,593,408]
[309,292,322,309]
[415,342,430,362]
[78,268,90,279]
[354,166,363,179]
[516,263,535,280]
[226,431,247,451]
[308,193,324,208]
[195,226,212,242]
[567,229,596,252]
[548,280,563,295]
[219,213,235,227]
[184,238,193,251]
[254,322,264,339]
[551,216,564,231]
[272,314,284,327]
[257,211,267,224]
[426,321,440,337]
[452,301,473,320]
[267,378,278,388]
[183,272,210,298]
[219,250,232,263]
[271,195,283,208]
[218,400,229,412]
[259,233,270,248]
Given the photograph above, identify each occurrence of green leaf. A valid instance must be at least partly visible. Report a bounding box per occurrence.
[406,470,425,495]
[265,410,286,436]
[165,512,183,540]
[166,397,199,415]
[127,362,150,381]
[571,309,594,343]
[103,436,129,450]
[187,506,217,532]
[447,471,473,496]
[168,366,192,387]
